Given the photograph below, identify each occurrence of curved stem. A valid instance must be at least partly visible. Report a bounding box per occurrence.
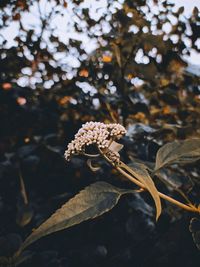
[98,147,199,214]
[81,152,100,158]
[117,163,198,213]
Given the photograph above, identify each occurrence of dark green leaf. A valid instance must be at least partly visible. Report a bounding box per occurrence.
[193,7,199,17]
[177,6,184,15]
[18,182,130,253]
[155,139,200,171]
[124,162,161,220]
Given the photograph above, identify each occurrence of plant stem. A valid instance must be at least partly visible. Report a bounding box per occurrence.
[99,148,198,214]
[19,169,28,205]
[81,152,100,158]
[116,163,198,213]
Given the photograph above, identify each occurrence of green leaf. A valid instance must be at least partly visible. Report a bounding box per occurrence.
[155,139,200,171]
[177,6,184,15]
[18,182,130,253]
[122,162,161,220]
[193,6,199,17]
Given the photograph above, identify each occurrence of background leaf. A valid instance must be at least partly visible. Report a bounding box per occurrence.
[189,217,200,250]
[18,182,130,253]
[155,139,200,171]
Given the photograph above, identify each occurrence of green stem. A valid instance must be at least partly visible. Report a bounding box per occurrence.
[117,163,198,213]
[99,148,199,214]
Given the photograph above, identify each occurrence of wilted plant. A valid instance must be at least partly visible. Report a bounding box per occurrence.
[4,122,200,265]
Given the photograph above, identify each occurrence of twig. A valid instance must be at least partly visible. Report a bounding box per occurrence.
[99,148,199,214]
[81,152,100,158]
[105,102,118,123]
[117,165,198,213]
[19,170,28,205]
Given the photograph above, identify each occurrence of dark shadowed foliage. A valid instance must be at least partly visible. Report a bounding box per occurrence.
[0,0,200,266]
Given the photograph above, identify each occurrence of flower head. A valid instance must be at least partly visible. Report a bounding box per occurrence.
[64,121,126,161]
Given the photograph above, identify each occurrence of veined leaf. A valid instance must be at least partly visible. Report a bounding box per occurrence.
[155,139,200,171]
[121,162,161,220]
[18,182,130,253]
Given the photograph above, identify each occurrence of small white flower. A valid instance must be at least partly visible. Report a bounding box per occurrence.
[64,122,126,161]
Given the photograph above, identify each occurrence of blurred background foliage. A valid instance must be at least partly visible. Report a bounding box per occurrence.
[1,0,200,266]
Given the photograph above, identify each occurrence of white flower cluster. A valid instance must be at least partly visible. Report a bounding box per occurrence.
[64,121,126,161]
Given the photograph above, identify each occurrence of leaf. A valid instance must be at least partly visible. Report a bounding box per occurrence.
[79,69,89,77]
[0,251,32,267]
[122,162,161,220]
[156,168,193,192]
[102,55,112,63]
[155,139,200,171]
[177,6,184,15]
[109,141,124,153]
[126,123,155,139]
[193,6,199,17]
[2,82,12,90]
[128,193,153,217]
[16,204,33,227]
[18,182,130,253]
